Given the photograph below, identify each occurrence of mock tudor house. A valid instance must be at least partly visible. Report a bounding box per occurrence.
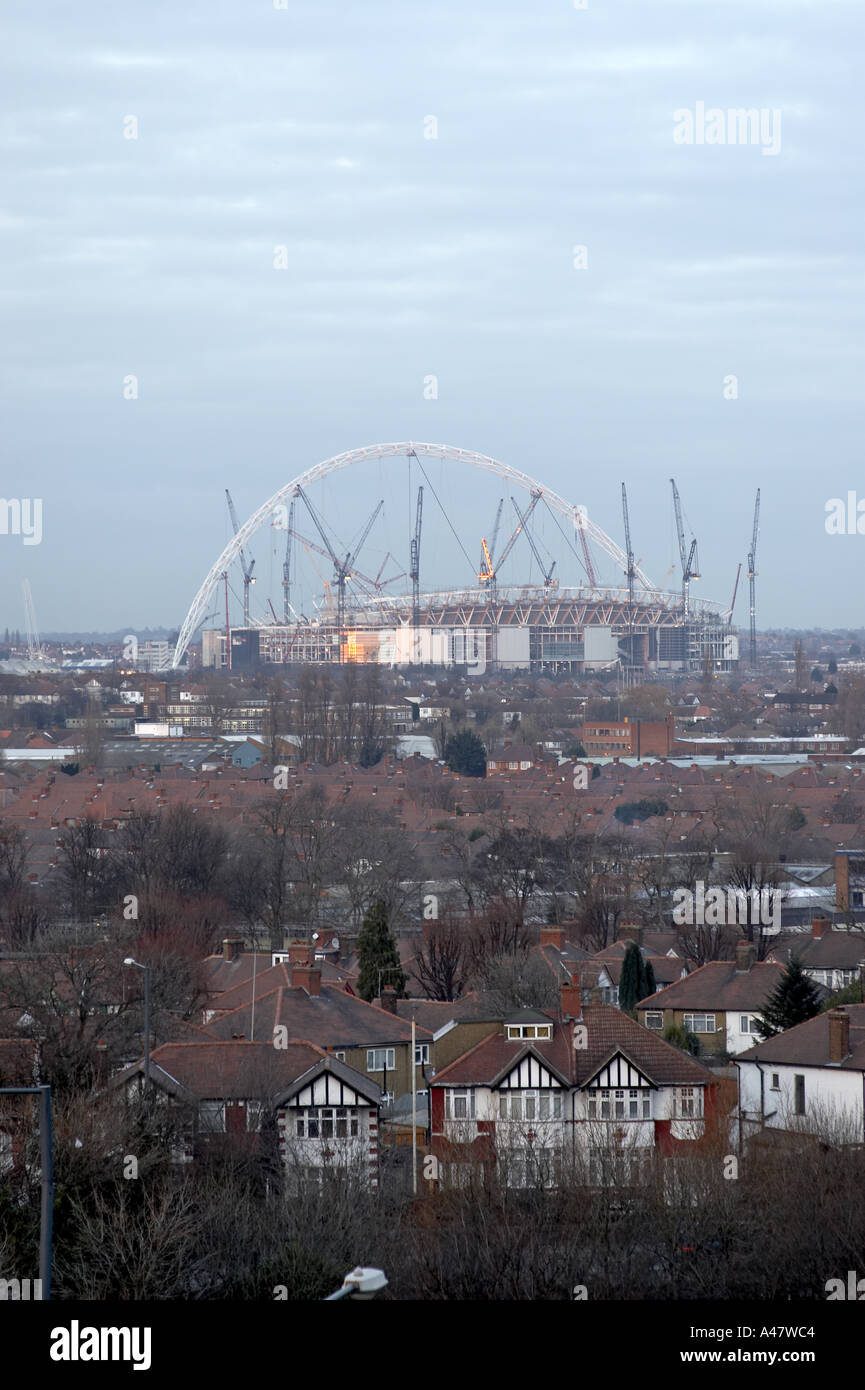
[636,942,787,1055]
[735,1006,865,1147]
[430,987,716,1189]
[113,1040,382,1184]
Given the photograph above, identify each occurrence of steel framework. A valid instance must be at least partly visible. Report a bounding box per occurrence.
[172,443,655,666]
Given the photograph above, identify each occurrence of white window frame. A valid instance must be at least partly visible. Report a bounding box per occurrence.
[677,1087,703,1119]
[448,1089,475,1120]
[644,1011,663,1030]
[199,1100,226,1133]
[683,1012,716,1035]
[366,1047,395,1072]
[414,1043,430,1065]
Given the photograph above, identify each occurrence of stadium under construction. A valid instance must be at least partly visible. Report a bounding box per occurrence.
[175,443,747,676]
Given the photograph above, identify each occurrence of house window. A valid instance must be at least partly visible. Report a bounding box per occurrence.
[683,1013,715,1034]
[677,1087,703,1119]
[246,1101,264,1132]
[586,1087,650,1120]
[295,1107,359,1139]
[199,1100,225,1133]
[739,1015,757,1034]
[644,1011,663,1030]
[794,1074,806,1115]
[770,1073,780,1090]
[499,1090,562,1121]
[505,1024,552,1040]
[448,1090,475,1120]
[334,1050,346,1061]
[367,1047,395,1072]
[414,1044,430,1065]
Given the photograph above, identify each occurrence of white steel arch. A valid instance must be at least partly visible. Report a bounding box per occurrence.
[172,442,655,667]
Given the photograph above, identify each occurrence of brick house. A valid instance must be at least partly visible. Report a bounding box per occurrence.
[636,942,787,1055]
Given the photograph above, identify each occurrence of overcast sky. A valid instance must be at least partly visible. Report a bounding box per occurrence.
[1,0,863,637]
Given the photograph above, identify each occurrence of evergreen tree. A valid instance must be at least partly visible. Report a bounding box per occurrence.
[753,956,822,1039]
[445,729,487,778]
[618,942,651,1012]
[356,898,407,1002]
[828,656,838,675]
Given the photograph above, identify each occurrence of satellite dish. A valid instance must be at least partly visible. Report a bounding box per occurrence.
[311,932,319,942]
[331,937,339,949]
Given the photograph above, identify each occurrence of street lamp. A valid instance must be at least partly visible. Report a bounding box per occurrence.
[123,958,151,1086]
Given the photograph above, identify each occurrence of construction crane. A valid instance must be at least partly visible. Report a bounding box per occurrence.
[22,580,43,663]
[409,487,423,656]
[670,478,701,619]
[621,483,636,664]
[479,490,543,591]
[225,489,256,626]
[575,506,597,588]
[289,531,401,597]
[510,497,557,589]
[297,489,383,661]
[747,488,760,666]
[478,499,504,588]
[281,492,298,622]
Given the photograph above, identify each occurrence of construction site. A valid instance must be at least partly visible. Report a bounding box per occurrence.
[172,443,757,676]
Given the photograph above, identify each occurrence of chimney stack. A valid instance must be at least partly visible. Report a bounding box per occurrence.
[617,921,642,946]
[287,941,312,964]
[811,915,830,940]
[735,940,755,973]
[290,963,321,996]
[380,986,398,1014]
[540,925,565,951]
[560,981,581,1019]
[827,1008,850,1064]
[222,937,243,962]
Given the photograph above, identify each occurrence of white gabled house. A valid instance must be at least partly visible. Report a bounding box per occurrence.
[735,1005,865,1147]
[430,987,720,1190]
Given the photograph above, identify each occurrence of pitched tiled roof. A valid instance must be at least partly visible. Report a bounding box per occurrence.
[637,960,785,1012]
[431,1006,710,1088]
[205,984,432,1049]
[112,1039,327,1100]
[737,1005,865,1070]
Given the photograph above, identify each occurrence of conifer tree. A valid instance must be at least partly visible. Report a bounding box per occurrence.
[753,956,822,1039]
[356,898,407,1002]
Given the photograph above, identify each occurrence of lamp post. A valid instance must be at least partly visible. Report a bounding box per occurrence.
[124,957,151,1086]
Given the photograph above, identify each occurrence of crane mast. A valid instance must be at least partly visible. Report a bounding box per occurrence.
[747,488,760,666]
[22,580,43,663]
[670,478,700,619]
[226,489,256,627]
[282,493,297,622]
[297,488,383,662]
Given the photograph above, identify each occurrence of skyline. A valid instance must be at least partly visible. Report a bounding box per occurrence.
[1,0,862,633]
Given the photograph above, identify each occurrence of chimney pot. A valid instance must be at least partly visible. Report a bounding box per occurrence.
[827,1008,850,1064]
[735,940,755,972]
[617,921,642,946]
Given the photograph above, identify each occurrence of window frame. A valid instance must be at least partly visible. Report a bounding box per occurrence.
[366,1047,395,1072]
[683,1012,716,1035]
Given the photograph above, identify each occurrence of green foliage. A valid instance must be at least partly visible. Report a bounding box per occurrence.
[821,977,864,1010]
[754,956,822,1039]
[810,667,822,682]
[565,743,586,759]
[444,729,487,778]
[619,942,656,1013]
[468,827,486,842]
[663,1023,700,1056]
[828,657,838,675]
[614,798,669,826]
[356,898,407,1002]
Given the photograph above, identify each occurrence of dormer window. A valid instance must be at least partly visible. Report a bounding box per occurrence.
[506,1023,552,1041]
